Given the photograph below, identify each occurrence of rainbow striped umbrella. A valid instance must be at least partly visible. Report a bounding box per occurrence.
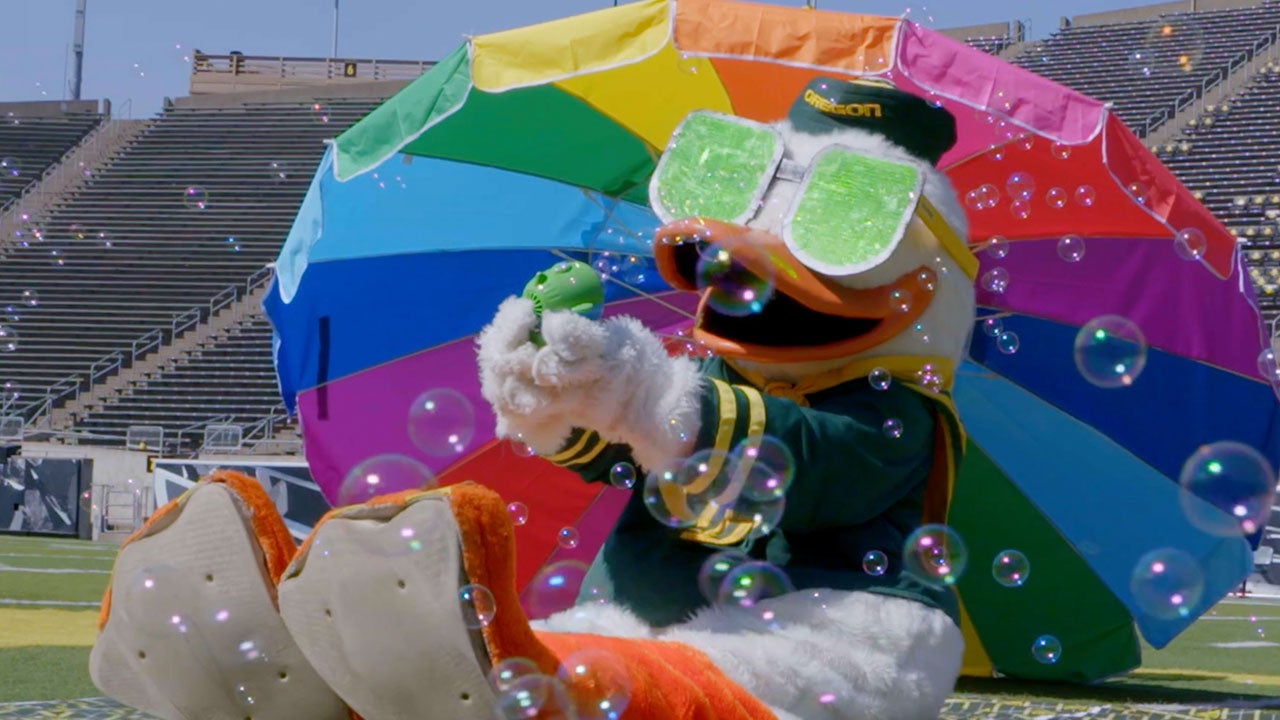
[266,0,1280,683]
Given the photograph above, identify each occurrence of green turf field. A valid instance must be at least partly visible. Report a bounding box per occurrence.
[1,533,1278,714]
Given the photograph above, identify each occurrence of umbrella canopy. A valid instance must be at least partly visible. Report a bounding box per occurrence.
[265,0,1280,684]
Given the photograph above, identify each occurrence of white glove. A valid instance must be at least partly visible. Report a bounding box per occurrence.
[477,298,567,454]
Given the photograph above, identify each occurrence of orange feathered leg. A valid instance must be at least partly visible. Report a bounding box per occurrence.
[448,483,777,720]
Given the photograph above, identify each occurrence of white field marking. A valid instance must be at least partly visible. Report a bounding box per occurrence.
[0,552,115,561]
[1208,641,1280,648]
[0,562,109,575]
[0,599,101,607]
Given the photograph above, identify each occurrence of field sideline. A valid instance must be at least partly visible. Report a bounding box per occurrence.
[2,533,1278,717]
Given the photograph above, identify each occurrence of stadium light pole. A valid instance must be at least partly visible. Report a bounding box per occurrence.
[69,0,86,101]
[332,0,340,58]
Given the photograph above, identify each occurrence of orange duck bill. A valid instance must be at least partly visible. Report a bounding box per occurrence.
[653,218,938,363]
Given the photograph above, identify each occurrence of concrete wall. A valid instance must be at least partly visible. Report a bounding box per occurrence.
[170,80,410,110]
[1067,0,1261,27]
[0,99,106,116]
[937,21,1014,42]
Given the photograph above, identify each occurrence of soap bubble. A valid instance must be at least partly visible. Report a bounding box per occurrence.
[981,268,1010,294]
[882,418,904,438]
[981,317,1004,337]
[1126,181,1151,205]
[903,524,967,587]
[890,289,912,313]
[641,468,695,529]
[734,435,795,502]
[992,550,1030,587]
[526,560,589,620]
[510,438,537,458]
[497,673,573,719]
[609,462,637,490]
[862,550,888,576]
[121,565,199,639]
[984,236,1009,259]
[20,289,38,307]
[1073,315,1147,388]
[1057,235,1085,262]
[1260,348,1280,386]
[407,388,475,457]
[507,501,529,526]
[490,657,541,693]
[557,649,632,720]
[182,186,209,210]
[459,584,497,629]
[1006,172,1035,201]
[1173,227,1208,261]
[699,549,751,603]
[0,157,19,177]
[0,325,16,353]
[1178,441,1277,537]
[337,454,436,506]
[1010,199,1032,220]
[1074,185,1096,207]
[556,527,580,549]
[1051,143,1072,160]
[1032,635,1062,664]
[996,331,1020,355]
[869,367,892,390]
[1130,547,1204,620]
[310,102,331,124]
[1045,187,1068,209]
[717,561,795,608]
[696,243,775,317]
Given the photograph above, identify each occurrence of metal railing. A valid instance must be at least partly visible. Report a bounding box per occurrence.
[15,265,277,428]
[192,53,433,83]
[1137,29,1280,137]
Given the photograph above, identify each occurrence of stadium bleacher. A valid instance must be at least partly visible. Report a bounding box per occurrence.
[0,107,103,208]
[0,97,382,444]
[74,313,288,451]
[1009,2,1280,137]
[2,2,1278,457]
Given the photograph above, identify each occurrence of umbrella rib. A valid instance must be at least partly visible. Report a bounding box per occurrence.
[549,248,696,320]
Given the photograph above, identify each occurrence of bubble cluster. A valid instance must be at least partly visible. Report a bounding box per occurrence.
[1073,315,1148,388]
[696,243,775,317]
[407,388,475,457]
[1130,547,1204,620]
[903,524,967,587]
[337,454,436,506]
[981,267,1010,294]
[1178,441,1277,537]
[992,549,1030,587]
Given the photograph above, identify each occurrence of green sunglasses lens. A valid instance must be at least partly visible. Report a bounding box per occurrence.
[652,113,780,224]
[786,149,921,274]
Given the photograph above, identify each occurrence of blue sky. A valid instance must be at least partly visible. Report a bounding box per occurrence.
[1,0,1156,117]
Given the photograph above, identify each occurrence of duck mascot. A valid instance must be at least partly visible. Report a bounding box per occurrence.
[89,77,979,720]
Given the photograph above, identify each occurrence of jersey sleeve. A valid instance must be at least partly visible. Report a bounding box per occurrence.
[691,377,937,529]
[540,428,638,485]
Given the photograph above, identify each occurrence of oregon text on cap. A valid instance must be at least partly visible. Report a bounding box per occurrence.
[803,89,883,118]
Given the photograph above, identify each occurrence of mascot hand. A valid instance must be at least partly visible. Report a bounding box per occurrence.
[476,297,588,454]
[532,309,611,388]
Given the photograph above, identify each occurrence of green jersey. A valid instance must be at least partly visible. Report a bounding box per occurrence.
[547,356,962,627]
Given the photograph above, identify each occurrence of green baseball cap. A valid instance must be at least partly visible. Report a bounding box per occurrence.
[787,77,958,166]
